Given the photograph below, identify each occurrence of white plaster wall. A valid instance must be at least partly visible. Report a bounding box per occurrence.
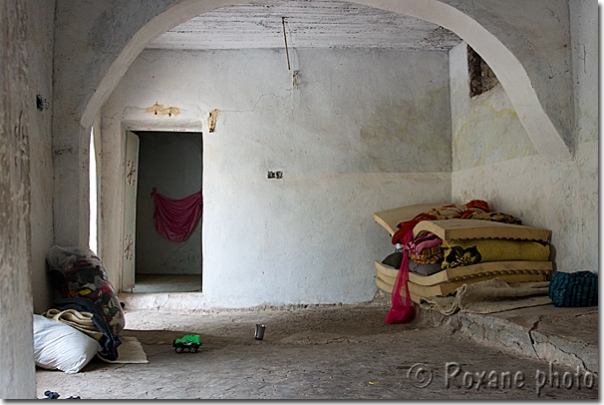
[102,48,452,306]
[135,132,203,275]
[570,0,598,146]
[449,0,598,273]
[27,0,56,314]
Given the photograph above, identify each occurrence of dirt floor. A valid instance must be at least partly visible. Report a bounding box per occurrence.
[35,302,598,400]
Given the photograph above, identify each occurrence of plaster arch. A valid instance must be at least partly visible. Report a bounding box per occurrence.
[81,0,572,161]
[52,0,575,248]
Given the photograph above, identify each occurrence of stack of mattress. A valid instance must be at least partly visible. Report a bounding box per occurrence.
[373,204,553,304]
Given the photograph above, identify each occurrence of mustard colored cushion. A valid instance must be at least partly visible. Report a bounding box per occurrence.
[441,239,550,269]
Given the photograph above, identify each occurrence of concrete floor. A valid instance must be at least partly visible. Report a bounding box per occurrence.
[35,301,598,400]
[129,274,202,293]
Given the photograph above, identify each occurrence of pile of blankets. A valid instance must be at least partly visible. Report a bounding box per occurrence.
[381,200,553,324]
[387,201,550,278]
[45,245,125,360]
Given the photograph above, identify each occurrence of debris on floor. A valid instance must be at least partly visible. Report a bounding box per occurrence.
[254,324,266,340]
[42,390,80,400]
[43,391,60,399]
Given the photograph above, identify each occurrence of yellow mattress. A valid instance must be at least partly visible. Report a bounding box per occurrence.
[375,260,552,286]
[412,219,551,242]
[374,276,422,305]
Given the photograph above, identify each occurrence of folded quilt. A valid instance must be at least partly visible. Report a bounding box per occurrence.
[42,308,103,341]
[409,246,443,264]
[422,201,490,220]
[441,239,550,269]
[464,211,521,224]
[391,200,523,246]
[391,200,490,245]
[405,231,442,254]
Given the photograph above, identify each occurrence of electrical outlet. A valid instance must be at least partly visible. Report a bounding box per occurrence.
[268,171,283,179]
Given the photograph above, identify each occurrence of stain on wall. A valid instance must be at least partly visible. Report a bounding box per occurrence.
[208,109,220,133]
[145,102,180,117]
[449,42,537,171]
[357,87,451,173]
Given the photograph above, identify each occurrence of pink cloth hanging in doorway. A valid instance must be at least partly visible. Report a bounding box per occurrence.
[151,188,202,242]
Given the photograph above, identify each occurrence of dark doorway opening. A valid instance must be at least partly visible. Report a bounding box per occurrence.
[132,131,203,293]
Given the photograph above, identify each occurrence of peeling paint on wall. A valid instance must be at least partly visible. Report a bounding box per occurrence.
[357,86,451,173]
[145,102,180,117]
[208,109,220,133]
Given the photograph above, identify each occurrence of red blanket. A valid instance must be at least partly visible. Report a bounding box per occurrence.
[152,188,202,242]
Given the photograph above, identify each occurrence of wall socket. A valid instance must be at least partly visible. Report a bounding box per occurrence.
[268,171,283,179]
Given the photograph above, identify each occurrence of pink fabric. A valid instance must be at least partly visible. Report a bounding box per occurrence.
[152,188,202,242]
[385,230,416,324]
[405,232,442,255]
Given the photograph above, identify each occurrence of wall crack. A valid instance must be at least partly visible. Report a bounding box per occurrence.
[223,93,288,114]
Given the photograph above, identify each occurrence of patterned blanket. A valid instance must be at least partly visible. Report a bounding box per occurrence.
[441,239,551,269]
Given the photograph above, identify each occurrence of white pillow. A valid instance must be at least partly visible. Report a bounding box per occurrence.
[33,314,101,374]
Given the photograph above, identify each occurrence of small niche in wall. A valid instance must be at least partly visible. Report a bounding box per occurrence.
[467,45,499,98]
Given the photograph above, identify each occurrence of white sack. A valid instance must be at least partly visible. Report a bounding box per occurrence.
[33,314,100,374]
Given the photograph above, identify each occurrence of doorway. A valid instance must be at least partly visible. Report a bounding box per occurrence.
[130,131,203,293]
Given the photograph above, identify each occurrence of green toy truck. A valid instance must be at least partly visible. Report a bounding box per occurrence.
[173,334,201,353]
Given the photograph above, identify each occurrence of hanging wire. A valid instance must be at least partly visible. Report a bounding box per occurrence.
[281,17,291,70]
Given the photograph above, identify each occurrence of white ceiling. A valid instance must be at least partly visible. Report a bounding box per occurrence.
[146,0,462,51]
